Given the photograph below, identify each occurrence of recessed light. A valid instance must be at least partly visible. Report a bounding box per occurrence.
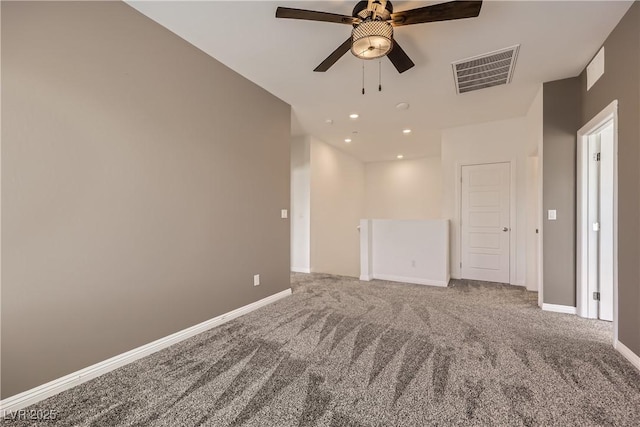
[345,138,352,143]
[403,129,412,134]
[397,154,404,159]
[325,119,333,124]
[349,113,359,119]
[395,102,410,110]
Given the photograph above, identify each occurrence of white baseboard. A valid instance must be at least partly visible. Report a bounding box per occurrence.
[359,275,372,281]
[615,340,640,371]
[0,288,292,414]
[542,303,577,315]
[291,267,311,274]
[373,274,449,287]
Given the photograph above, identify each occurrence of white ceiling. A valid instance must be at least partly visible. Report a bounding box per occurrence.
[127,1,633,162]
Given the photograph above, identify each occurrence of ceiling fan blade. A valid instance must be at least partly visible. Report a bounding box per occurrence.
[276,7,357,25]
[390,1,482,27]
[387,41,415,73]
[314,38,353,72]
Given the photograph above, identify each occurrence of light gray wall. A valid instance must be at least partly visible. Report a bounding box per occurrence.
[579,2,640,355]
[364,156,442,221]
[309,137,365,277]
[542,78,581,307]
[1,1,291,398]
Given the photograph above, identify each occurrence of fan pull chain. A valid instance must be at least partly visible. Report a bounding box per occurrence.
[378,59,382,92]
[362,61,365,95]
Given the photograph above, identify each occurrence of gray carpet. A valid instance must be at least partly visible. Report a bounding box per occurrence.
[5,273,640,426]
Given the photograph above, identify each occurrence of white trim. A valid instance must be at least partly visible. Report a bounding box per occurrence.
[0,289,292,414]
[537,88,544,307]
[359,219,373,281]
[372,274,449,287]
[291,267,311,274]
[455,159,517,284]
[0,0,4,406]
[542,303,577,315]
[615,340,640,371]
[576,100,618,344]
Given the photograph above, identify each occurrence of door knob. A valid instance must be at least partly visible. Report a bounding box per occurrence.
[502,227,509,232]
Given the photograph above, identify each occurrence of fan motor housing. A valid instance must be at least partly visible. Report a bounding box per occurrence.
[352,0,394,19]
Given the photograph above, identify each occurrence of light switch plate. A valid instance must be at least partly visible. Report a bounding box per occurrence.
[281,209,288,219]
[253,274,260,286]
[548,210,557,220]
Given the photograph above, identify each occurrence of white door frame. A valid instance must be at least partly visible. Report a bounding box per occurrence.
[538,130,544,307]
[576,100,618,342]
[455,159,517,285]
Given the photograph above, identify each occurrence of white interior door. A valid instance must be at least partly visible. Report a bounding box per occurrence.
[461,163,511,283]
[598,124,614,321]
[576,102,618,330]
[587,123,614,322]
[587,133,600,317]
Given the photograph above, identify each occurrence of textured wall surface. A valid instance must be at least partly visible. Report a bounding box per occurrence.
[1,1,291,397]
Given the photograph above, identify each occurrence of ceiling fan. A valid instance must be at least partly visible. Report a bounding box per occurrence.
[276,0,483,74]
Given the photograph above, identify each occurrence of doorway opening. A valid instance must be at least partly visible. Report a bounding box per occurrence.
[577,101,618,338]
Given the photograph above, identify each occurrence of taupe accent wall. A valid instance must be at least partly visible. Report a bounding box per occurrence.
[1,1,291,398]
[542,78,581,307]
[542,3,640,356]
[579,2,640,355]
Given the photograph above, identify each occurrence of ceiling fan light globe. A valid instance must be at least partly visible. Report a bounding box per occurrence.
[351,20,393,59]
